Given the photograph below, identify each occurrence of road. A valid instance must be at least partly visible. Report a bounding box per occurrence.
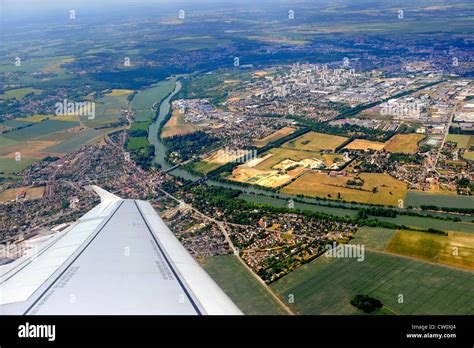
[433,101,459,170]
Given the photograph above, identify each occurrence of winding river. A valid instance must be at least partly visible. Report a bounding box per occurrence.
[147,79,474,223]
[147,80,202,181]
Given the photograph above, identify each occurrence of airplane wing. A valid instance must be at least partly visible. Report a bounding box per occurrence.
[0,186,242,315]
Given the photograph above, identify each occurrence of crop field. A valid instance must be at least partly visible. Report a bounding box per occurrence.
[350,227,397,251]
[446,134,473,149]
[127,137,149,150]
[254,148,346,171]
[192,148,253,174]
[424,182,459,195]
[228,166,304,188]
[271,250,474,315]
[0,87,43,100]
[134,110,155,122]
[282,172,407,206]
[2,120,79,141]
[376,215,474,234]
[2,120,32,129]
[344,139,386,151]
[190,161,222,174]
[386,230,474,270]
[84,91,132,128]
[132,78,176,121]
[247,36,311,45]
[253,127,297,147]
[384,134,425,154]
[199,255,287,315]
[282,131,348,152]
[205,148,253,165]
[20,115,53,123]
[107,89,134,97]
[130,121,150,131]
[405,191,474,209]
[42,129,104,153]
[33,129,85,143]
[180,69,251,100]
[0,56,72,73]
[0,158,36,174]
[51,115,81,122]
[0,140,61,158]
[463,151,474,160]
[161,109,198,138]
[0,136,18,148]
[0,186,45,202]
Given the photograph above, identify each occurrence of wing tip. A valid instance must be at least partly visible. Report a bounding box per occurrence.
[88,185,122,203]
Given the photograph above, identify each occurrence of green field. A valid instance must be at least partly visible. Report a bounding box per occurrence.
[406,191,474,209]
[127,136,149,150]
[2,120,79,141]
[132,78,177,121]
[0,136,18,148]
[0,56,72,74]
[2,120,32,129]
[190,160,222,174]
[350,227,397,251]
[134,110,155,122]
[377,215,474,234]
[180,69,252,100]
[199,255,287,315]
[446,134,473,149]
[43,129,104,153]
[84,92,132,128]
[130,121,150,131]
[0,87,43,100]
[0,158,36,174]
[271,251,474,315]
[282,131,348,152]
